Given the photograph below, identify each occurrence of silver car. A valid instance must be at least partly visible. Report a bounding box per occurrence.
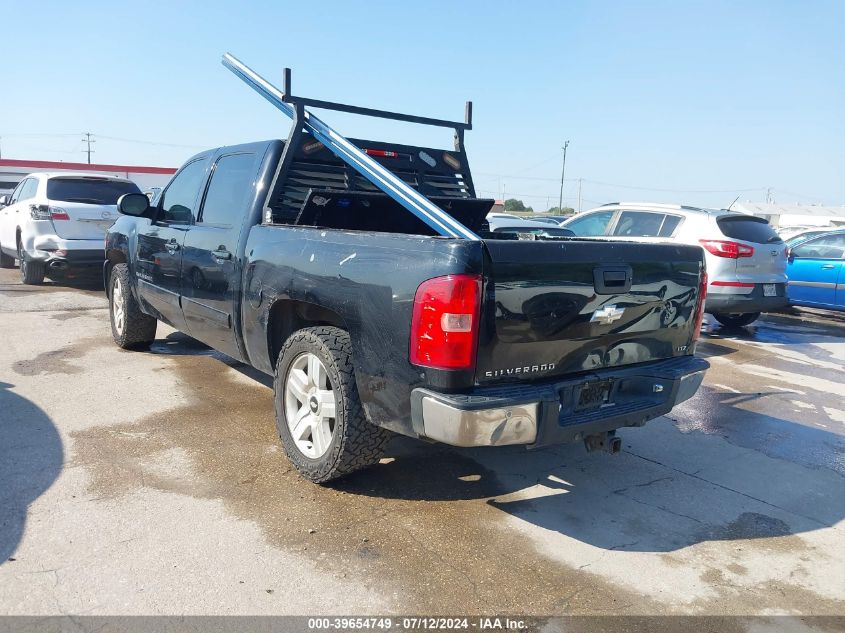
[562,202,788,326]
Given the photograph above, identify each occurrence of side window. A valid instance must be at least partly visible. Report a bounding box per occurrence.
[613,211,665,237]
[198,153,256,226]
[565,210,615,236]
[9,179,27,204]
[158,160,207,224]
[612,211,683,237]
[792,234,845,260]
[659,215,683,237]
[17,178,38,202]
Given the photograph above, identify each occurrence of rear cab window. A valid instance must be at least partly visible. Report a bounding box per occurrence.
[47,177,141,205]
[717,215,782,244]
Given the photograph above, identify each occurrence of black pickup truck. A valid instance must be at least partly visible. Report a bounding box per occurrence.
[104,57,708,483]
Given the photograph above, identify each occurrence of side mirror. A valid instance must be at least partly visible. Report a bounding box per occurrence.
[117,193,151,217]
[0,194,9,208]
[786,247,795,263]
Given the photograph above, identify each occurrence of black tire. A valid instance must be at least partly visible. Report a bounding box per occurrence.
[274,326,392,483]
[712,312,761,328]
[18,241,45,285]
[0,243,15,269]
[109,263,157,349]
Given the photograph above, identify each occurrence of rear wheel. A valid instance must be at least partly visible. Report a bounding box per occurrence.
[109,263,157,349]
[18,241,45,285]
[274,326,392,483]
[712,312,761,327]
[0,244,15,269]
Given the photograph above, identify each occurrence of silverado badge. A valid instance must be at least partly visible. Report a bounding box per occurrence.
[590,305,625,325]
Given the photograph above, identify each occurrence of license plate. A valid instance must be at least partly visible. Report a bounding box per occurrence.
[763,284,777,297]
[576,379,614,411]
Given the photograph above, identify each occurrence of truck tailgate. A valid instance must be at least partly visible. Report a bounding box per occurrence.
[477,239,704,385]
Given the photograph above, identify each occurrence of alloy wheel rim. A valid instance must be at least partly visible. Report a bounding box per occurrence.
[284,352,336,459]
[112,277,125,335]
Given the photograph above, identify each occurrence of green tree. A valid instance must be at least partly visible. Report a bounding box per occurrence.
[503,198,526,212]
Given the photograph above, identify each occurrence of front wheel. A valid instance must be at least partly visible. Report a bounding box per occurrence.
[274,326,392,483]
[712,312,761,328]
[109,263,157,349]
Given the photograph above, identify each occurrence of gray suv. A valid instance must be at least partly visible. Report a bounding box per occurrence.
[562,202,788,327]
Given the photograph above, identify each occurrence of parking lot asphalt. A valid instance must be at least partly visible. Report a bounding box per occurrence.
[1,267,844,618]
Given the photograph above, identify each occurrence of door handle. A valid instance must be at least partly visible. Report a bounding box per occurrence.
[821,264,835,269]
[212,247,232,261]
[165,240,180,254]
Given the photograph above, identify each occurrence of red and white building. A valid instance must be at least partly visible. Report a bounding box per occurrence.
[0,159,177,196]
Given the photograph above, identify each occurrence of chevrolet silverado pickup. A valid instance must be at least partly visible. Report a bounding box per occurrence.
[103,55,708,482]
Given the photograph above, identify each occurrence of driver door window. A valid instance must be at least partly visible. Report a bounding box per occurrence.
[158,160,208,224]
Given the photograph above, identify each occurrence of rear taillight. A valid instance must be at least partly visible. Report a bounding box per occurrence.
[31,205,70,221]
[50,207,70,221]
[691,270,708,344]
[699,240,754,258]
[410,274,481,370]
[29,204,51,220]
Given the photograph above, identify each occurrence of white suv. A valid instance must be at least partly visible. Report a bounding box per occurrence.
[0,172,142,284]
[562,202,788,327]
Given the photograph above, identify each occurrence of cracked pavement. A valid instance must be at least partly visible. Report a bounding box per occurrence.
[1,268,844,617]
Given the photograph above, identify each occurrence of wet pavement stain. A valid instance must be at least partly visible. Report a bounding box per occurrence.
[48,309,106,321]
[13,337,108,376]
[70,329,845,615]
[70,333,669,614]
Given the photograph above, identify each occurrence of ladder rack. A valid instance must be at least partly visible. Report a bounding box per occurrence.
[221,53,480,241]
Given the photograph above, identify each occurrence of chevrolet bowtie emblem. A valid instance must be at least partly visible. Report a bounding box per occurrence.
[590,304,625,325]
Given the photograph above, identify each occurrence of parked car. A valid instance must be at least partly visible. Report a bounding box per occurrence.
[562,202,788,327]
[104,74,707,483]
[784,228,839,248]
[487,216,575,237]
[0,172,142,283]
[487,212,522,221]
[786,229,845,312]
[527,216,566,226]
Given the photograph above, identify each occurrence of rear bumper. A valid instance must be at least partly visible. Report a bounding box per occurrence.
[410,355,709,448]
[704,284,789,314]
[27,236,104,269]
[706,283,788,315]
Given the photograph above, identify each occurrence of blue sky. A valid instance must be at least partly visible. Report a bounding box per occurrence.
[2,0,843,210]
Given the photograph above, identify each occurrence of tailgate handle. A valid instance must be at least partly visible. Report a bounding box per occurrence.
[593,265,632,294]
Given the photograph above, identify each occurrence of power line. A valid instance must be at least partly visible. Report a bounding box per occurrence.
[96,135,206,149]
[567,177,765,194]
[0,133,80,138]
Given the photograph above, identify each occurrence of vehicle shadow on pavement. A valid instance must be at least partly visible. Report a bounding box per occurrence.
[340,386,845,553]
[150,332,273,388]
[0,381,63,565]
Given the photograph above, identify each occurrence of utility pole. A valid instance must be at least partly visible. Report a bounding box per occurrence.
[82,132,95,164]
[577,177,583,213]
[558,140,570,211]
